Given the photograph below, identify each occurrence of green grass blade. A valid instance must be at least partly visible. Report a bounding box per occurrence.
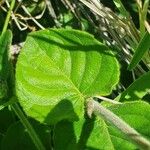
[143,0,149,21]
[128,32,150,70]
[113,0,129,18]
[139,0,150,37]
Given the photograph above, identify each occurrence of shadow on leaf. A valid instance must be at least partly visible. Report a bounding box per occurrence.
[44,99,79,125]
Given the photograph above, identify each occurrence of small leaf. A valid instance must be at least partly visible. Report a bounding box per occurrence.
[16,29,120,124]
[0,30,12,80]
[128,32,150,70]
[0,30,12,100]
[119,71,150,101]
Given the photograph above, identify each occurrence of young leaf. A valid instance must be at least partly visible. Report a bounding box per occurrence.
[128,32,150,70]
[119,71,150,101]
[0,30,12,100]
[16,29,120,124]
[0,30,12,81]
[53,101,150,149]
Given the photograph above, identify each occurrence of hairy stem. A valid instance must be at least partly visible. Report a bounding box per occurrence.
[87,99,150,150]
[12,103,46,150]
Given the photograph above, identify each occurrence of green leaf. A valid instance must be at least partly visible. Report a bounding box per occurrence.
[128,32,150,70]
[54,117,115,150]
[54,101,150,150]
[109,101,150,141]
[1,120,52,150]
[16,29,120,124]
[53,120,77,150]
[0,30,12,80]
[0,30,12,100]
[119,71,150,101]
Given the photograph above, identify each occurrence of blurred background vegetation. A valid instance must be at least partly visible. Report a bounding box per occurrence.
[0,0,149,42]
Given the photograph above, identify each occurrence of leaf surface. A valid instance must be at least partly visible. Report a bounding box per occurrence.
[0,30,12,100]
[53,101,150,149]
[0,30,12,80]
[119,71,150,101]
[108,101,150,148]
[16,29,119,124]
[54,118,115,150]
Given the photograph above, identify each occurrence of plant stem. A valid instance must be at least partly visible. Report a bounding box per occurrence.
[0,96,16,111]
[2,0,15,35]
[12,103,46,150]
[94,96,121,104]
[87,99,150,150]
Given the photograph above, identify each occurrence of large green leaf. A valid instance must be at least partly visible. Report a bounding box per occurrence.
[16,29,119,124]
[53,101,150,149]
[119,71,150,101]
